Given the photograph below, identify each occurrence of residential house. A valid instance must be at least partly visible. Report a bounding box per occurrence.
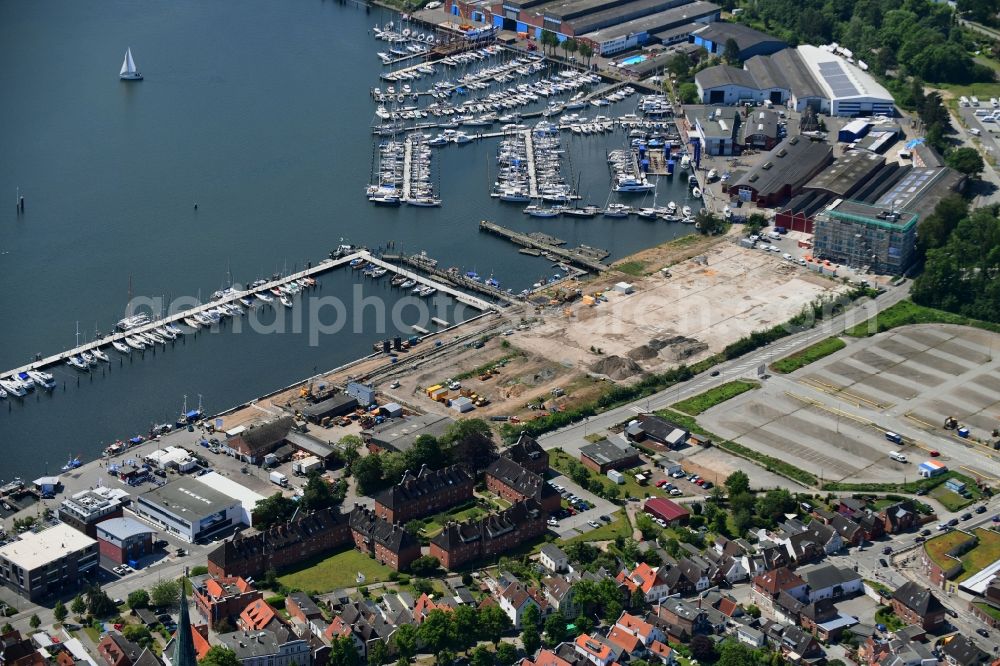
[882,500,919,534]
[892,582,946,632]
[0,630,45,666]
[502,434,549,476]
[624,414,689,450]
[191,575,262,630]
[837,498,868,517]
[774,591,805,625]
[677,558,712,592]
[224,417,294,463]
[215,628,311,666]
[485,457,561,513]
[373,464,474,524]
[349,506,422,572]
[543,576,578,617]
[761,621,822,662]
[798,563,862,602]
[499,581,548,629]
[798,598,846,640]
[752,568,808,612]
[736,624,766,648]
[239,599,284,633]
[703,547,748,584]
[323,616,367,660]
[859,635,936,666]
[285,592,324,625]
[659,566,695,598]
[940,635,990,666]
[606,625,645,659]
[856,511,886,541]
[656,599,708,636]
[518,649,573,666]
[97,633,144,666]
[646,640,675,664]
[539,544,569,573]
[413,592,451,624]
[574,634,614,666]
[615,612,666,647]
[617,563,671,604]
[579,439,641,473]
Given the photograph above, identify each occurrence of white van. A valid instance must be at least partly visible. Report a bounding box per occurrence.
[972,96,981,107]
[889,451,907,463]
[960,96,970,107]
[971,128,982,136]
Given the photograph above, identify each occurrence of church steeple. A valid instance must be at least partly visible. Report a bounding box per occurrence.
[172,577,198,666]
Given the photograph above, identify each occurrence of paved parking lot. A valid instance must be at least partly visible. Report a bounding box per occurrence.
[546,474,621,538]
[699,324,1000,484]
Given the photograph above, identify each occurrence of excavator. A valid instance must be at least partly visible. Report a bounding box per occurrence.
[944,416,958,430]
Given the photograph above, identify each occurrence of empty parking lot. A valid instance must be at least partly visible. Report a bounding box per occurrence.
[699,324,1000,484]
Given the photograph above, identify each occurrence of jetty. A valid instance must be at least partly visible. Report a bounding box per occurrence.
[478,220,610,272]
[382,253,517,305]
[0,251,496,382]
[523,130,539,199]
[402,137,413,201]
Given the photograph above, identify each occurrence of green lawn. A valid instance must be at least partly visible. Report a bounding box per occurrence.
[959,528,1000,581]
[550,450,665,501]
[558,513,630,546]
[845,300,1000,338]
[672,380,759,415]
[931,486,974,512]
[974,602,1000,622]
[615,261,648,277]
[277,548,394,594]
[924,530,975,570]
[771,337,846,373]
[83,625,102,644]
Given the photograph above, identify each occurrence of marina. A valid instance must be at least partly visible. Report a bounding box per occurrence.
[478,220,610,272]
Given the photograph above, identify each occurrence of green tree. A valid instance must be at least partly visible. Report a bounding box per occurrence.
[478,603,512,644]
[450,605,479,649]
[520,604,541,656]
[126,588,150,610]
[564,38,577,59]
[543,613,566,646]
[254,493,297,529]
[201,647,242,666]
[725,470,751,496]
[329,636,361,666]
[29,615,40,629]
[368,640,389,666]
[53,601,68,623]
[436,649,456,666]
[678,82,699,104]
[71,595,86,617]
[946,147,985,177]
[409,556,441,577]
[744,213,767,237]
[353,454,385,495]
[666,53,691,79]
[419,609,453,653]
[301,472,338,511]
[86,586,118,618]
[394,624,418,660]
[496,643,519,666]
[471,645,495,666]
[540,30,559,56]
[917,194,969,260]
[574,614,594,635]
[717,640,757,666]
[577,42,593,66]
[405,434,448,472]
[690,635,717,662]
[339,435,363,471]
[723,37,742,64]
[123,625,153,649]
[695,209,723,235]
[442,419,496,472]
[150,579,181,609]
[756,488,795,524]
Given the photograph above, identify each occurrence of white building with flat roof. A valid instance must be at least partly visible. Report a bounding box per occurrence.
[133,480,244,543]
[0,523,98,602]
[194,472,266,526]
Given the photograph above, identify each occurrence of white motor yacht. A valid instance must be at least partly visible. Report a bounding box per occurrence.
[112,340,132,354]
[91,347,110,363]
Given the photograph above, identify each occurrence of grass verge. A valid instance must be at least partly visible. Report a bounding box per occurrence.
[822,470,984,497]
[277,548,394,594]
[672,380,759,415]
[845,300,1000,337]
[931,485,974,512]
[771,337,846,373]
[615,261,648,276]
[558,513,631,546]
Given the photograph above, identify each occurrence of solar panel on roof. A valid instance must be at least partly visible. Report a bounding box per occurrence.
[817,60,859,97]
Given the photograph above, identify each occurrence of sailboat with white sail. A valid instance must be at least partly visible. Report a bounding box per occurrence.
[120,47,143,81]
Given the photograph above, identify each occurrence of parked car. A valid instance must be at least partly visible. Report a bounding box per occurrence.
[878,558,888,567]
[671,471,685,478]
[588,520,600,529]
[670,488,682,496]
[656,479,668,487]
[920,529,931,536]
[977,628,990,638]
[961,513,973,521]
[882,546,892,555]
[600,515,611,522]
[948,518,960,527]
[976,505,988,514]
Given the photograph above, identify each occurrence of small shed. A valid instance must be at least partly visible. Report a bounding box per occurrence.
[381,402,404,418]
[614,282,634,294]
[660,458,683,475]
[838,119,871,143]
[300,394,360,424]
[945,478,967,493]
[450,396,475,413]
[918,460,947,478]
[607,469,625,484]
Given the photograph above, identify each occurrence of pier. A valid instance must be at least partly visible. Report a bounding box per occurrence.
[381,253,517,305]
[0,251,497,382]
[402,137,413,201]
[478,220,610,272]
[523,130,539,198]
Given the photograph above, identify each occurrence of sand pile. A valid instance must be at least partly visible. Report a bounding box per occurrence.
[590,355,643,380]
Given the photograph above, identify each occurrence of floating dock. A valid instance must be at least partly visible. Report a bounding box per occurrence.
[0,251,496,382]
[478,220,609,272]
[382,253,517,305]
[523,130,539,199]
[402,137,413,201]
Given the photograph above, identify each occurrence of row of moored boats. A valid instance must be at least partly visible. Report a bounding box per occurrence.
[349,258,438,297]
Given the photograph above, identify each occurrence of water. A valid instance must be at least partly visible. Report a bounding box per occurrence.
[0,0,695,480]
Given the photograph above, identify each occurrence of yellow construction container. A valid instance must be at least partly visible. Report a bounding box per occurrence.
[426,384,443,397]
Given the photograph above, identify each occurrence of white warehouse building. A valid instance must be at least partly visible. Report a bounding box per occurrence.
[695,45,894,117]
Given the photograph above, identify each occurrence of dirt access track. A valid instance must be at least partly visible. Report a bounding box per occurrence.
[513,241,848,380]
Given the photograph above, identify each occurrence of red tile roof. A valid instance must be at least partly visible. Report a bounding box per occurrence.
[576,634,612,661]
[753,567,805,595]
[649,641,673,660]
[523,649,573,666]
[616,612,653,638]
[324,616,352,642]
[616,562,663,594]
[606,626,641,654]
[239,599,277,630]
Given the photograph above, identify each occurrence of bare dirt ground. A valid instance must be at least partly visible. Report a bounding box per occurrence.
[512,241,848,380]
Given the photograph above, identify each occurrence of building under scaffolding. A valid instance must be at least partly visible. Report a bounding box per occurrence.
[812,199,918,275]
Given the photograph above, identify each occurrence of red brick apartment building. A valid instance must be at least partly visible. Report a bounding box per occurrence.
[485,457,561,513]
[430,500,546,570]
[373,464,474,524]
[502,434,550,476]
[349,506,422,571]
[191,575,262,629]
